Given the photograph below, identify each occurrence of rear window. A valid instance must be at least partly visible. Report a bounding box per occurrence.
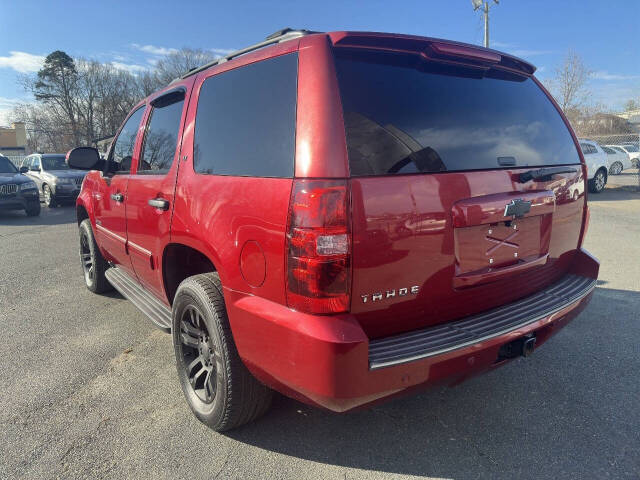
[42,155,68,170]
[193,53,298,178]
[334,51,581,176]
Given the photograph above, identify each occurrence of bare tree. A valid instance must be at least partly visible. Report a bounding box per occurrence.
[151,48,218,87]
[624,99,639,111]
[545,50,592,114]
[11,48,220,152]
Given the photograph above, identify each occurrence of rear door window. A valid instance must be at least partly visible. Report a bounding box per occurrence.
[193,53,298,178]
[334,51,581,176]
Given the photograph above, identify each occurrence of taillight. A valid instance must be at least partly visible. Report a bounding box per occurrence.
[286,179,351,314]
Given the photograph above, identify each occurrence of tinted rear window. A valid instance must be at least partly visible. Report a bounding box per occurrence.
[335,52,581,176]
[193,53,298,178]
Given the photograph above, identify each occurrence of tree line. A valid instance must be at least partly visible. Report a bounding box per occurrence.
[11,47,638,154]
[11,49,216,153]
[543,50,638,137]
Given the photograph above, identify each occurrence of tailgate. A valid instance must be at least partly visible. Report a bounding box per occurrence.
[350,170,584,338]
[332,41,585,338]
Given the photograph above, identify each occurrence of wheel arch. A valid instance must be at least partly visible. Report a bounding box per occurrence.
[162,243,219,305]
[76,204,89,225]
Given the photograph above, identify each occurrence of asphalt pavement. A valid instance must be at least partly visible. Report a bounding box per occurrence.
[0,185,638,480]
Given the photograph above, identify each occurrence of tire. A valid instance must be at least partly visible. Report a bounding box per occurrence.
[78,219,112,293]
[608,162,623,175]
[588,169,607,194]
[172,272,273,431]
[43,184,57,208]
[25,202,41,216]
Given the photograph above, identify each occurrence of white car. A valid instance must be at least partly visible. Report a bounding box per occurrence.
[578,139,609,193]
[602,146,633,174]
[610,144,640,168]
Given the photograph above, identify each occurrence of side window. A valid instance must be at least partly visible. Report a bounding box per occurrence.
[138,91,185,174]
[194,53,298,177]
[110,106,146,172]
[33,157,41,169]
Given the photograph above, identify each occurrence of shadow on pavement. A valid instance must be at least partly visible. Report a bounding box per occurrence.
[0,204,77,226]
[224,286,639,479]
[589,185,639,202]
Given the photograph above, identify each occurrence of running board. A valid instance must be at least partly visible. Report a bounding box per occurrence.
[105,266,172,332]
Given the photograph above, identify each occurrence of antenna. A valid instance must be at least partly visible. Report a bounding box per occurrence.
[471,0,499,48]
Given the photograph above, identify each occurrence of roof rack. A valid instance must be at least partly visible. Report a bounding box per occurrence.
[173,28,315,83]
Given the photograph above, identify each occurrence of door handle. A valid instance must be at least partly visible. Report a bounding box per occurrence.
[148,198,170,211]
[110,193,124,202]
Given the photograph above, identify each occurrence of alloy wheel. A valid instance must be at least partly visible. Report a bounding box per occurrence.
[179,306,218,403]
[80,231,94,285]
[595,171,605,191]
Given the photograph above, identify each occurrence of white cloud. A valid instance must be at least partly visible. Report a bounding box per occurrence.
[592,71,640,81]
[111,61,148,74]
[0,96,30,125]
[510,49,554,57]
[590,82,640,110]
[491,41,515,49]
[0,51,45,73]
[210,47,235,56]
[130,43,178,56]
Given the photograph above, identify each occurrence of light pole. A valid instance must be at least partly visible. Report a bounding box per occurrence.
[472,0,499,48]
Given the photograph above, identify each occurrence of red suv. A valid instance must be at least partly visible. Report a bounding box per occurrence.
[68,29,599,431]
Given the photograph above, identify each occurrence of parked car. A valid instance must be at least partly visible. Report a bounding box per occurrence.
[67,29,599,431]
[0,154,40,216]
[22,153,87,207]
[602,145,632,174]
[611,144,640,168]
[578,139,609,193]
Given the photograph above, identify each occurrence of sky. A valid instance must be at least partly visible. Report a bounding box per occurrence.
[1,0,639,124]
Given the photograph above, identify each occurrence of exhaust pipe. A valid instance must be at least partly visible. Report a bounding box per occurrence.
[497,335,536,361]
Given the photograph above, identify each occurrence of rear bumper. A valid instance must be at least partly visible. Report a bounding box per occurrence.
[226,248,599,412]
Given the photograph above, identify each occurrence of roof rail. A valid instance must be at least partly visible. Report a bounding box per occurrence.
[173,28,315,83]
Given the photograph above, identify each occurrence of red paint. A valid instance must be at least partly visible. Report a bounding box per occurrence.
[76,31,598,412]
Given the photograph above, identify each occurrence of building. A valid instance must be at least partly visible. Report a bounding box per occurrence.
[0,122,27,156]
[615,109,640,133]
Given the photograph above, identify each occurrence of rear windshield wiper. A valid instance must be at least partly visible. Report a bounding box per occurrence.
[518,166,578,183]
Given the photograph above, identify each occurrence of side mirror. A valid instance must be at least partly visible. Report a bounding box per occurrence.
[67,147,101,170]
[19,166,29,173]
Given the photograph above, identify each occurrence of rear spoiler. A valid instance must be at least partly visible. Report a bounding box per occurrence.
[328,31,536,76]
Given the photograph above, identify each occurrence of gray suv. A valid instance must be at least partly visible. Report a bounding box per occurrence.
[22,153,87,207]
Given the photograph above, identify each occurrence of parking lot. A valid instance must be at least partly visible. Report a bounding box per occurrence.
[0,182,638,480]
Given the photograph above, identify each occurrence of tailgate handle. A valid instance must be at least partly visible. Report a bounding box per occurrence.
[148,198,169,210]
[110,193,124,202]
